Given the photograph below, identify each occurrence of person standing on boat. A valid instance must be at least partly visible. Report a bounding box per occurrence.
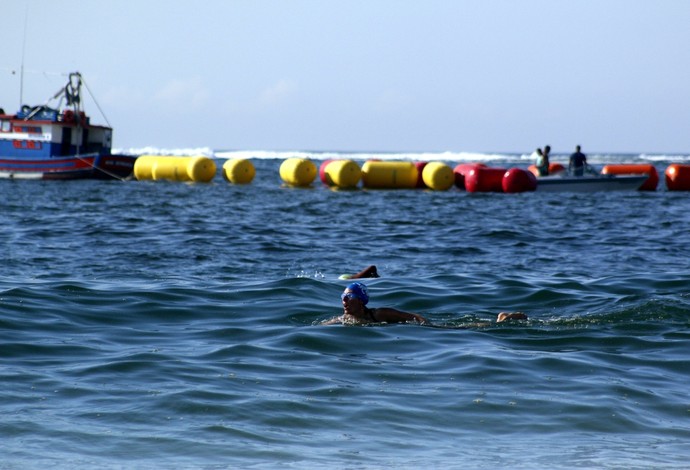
[532,148,545,176]
[569,145,587,176]
[534,146,550,176]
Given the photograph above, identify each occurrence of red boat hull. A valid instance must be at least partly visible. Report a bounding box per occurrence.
[0,153,137,180]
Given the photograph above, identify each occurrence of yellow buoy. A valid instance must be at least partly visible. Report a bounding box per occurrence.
[280,158,317,187]
[133,155,158,180]
[222,158,256,184]
[361,161,418,189]
[186,156,217,183]
[152,157,192,182]
[422,161,454,191]
[324,159,361,188]
[134,155,216,182]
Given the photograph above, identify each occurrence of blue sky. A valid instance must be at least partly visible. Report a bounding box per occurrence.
[2,0,689,153]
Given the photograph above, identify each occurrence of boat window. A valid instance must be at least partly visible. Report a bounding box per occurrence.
[1,120,10,132]
[13,125,42,134]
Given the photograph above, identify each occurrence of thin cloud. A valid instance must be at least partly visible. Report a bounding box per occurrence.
[153,77,208,108]
[258,79,298,107]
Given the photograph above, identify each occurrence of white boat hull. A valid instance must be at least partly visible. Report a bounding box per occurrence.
[536,174,648,192]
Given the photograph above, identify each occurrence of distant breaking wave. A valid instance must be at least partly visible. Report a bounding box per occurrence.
[214,150,519,162]
[114,146,215,157]
[113,147,690,165]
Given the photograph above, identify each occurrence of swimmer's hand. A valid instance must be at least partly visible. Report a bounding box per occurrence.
[497,312,527,322]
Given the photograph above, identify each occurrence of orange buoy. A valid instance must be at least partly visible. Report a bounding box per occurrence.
[503,168,537,193]
[465,167,507,193]
[665,164,690,191]
[601,164,658,191]
[453,163,487,189]
[527,163,566,177]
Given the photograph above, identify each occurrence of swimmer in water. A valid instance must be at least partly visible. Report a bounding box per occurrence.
[322,282,527,326]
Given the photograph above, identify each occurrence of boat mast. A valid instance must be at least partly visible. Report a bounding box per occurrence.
[19,4,29,108]
[66,72,84,156]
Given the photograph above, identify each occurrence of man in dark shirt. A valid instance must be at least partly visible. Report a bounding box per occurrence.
[569,145,587,176]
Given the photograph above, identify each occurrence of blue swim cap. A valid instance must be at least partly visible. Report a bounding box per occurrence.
[345,282,369,305]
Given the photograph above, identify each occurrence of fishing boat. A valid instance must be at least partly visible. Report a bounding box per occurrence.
[535,173,648,192]
[0,72,136,180]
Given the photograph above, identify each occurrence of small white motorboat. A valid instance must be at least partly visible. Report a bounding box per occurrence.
[536,173,649,192]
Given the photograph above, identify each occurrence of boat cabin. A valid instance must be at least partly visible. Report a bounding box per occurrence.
[0,104,112,159]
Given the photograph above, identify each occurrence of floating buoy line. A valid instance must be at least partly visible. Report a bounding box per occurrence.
[130,156,690,192]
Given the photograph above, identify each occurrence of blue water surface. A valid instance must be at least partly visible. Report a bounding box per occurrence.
[1,156,689,469]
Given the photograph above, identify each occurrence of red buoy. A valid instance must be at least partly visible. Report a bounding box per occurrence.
[601,164,658,191]
[465,167,507,193]
[453,163,487,189]
[414,161,428,188]
[319,159,334,185]
[665,164,690,191]
[502,168,537,193]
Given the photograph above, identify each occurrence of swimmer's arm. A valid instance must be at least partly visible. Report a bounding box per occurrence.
[320,316,343,325]
[496,312,527,322]
[372,307,427,325]
[347,265,379,279]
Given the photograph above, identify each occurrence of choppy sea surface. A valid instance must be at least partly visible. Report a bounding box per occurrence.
[2,150,690,469]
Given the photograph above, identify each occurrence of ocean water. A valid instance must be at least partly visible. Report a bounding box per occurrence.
[1,151,690,469]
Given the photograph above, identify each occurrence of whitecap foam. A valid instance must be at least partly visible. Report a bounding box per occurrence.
[212,149,524,163]
[113,146,215,157]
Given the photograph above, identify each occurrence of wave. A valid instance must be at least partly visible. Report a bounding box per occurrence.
[213,149,519,163]
[113,147,690,165]
[113,146,215,157]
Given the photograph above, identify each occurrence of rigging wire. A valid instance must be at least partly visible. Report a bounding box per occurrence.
[71,152,130,182]
[81,76,111,128]
[19,3,29,108]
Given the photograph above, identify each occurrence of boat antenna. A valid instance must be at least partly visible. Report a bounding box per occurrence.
[19,4,29,108]
[65,72,82,110]
[81,76,111,128]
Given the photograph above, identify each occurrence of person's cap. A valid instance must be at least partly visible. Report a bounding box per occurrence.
[345,282,369,305]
